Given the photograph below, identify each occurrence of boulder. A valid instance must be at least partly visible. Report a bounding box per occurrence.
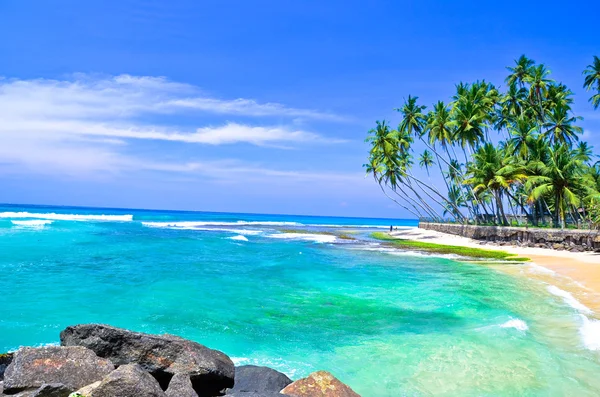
[281,371,360,397]
[228,366,291,394]
[31,383,72,397]
[89,364,165,397]
[3,346,114,394]
[71,381,101,396]
[165,374,197,397]
[60,324,234,394]
[0,352,13,380]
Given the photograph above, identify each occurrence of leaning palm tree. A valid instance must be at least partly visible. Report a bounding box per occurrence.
[524,64,554,119]
[583,56,600,110]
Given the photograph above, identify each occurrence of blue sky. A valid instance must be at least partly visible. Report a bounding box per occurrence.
[0,0,598,218]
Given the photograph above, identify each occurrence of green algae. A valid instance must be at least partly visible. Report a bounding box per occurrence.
[371,232,529,262]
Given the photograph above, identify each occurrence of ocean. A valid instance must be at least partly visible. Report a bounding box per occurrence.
[1,204,600,396]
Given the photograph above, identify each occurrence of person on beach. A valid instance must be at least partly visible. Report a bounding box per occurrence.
[390,225,393,232]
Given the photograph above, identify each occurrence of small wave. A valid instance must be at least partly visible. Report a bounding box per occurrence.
[547,285,592,314]
[11,220,53,227]
[528,263,556,275]
[143,220,302,227]
[310,224,404,229]
[0,212,132,222]
[266,233,336,243]
[351,246,460,260]
[500,319,529,331]
[228,235,249,242]
[231,356,310,379]
[142,222,262,235]
[579,315,600,351]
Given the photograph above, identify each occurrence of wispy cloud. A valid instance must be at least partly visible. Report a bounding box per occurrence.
[0,74,350,182]
[0,74,345,121]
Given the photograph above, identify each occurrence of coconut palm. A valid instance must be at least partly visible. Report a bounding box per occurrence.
[542,103,583,147]
[464,143,527,225]
[528,145,584,228]
[419,150,435,176]
[583,56,600,109]
[506,55,535,88]
[508,116,538,159]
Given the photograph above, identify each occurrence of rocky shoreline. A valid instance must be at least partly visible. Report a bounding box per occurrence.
[0,324,359,397]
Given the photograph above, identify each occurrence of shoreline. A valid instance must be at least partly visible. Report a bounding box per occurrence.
[388,227,600,313]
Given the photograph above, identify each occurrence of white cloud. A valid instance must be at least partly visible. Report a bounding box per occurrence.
[0,74,349,182]
[0,74,344,121]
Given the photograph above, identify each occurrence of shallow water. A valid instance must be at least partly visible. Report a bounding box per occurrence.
[1,204,599,396]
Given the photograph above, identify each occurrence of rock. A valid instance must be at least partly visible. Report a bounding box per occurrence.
[60,324,234,394]
[0,352,13,380]
[1,380,3,393]
[165,374,197,397]
[89,364,165,397]
[226,393,283,397]
[31,383,73,397]
[228,366,292,394]
[3,346,114,394]
[281,371,360,397]
[71,381,101,396]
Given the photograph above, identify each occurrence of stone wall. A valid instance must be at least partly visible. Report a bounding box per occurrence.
[418,222,600,252]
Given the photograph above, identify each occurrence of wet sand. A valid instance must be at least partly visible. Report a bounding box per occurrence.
[390,227,600,312]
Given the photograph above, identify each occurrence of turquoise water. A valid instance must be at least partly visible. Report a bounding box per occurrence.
[1,204,600,396]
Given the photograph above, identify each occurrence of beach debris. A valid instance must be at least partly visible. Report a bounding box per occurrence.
[281,371,360,397]
[2,346,113,394]
[226,365,292,394]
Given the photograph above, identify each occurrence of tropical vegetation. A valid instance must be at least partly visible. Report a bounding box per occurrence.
[366,55,600,229]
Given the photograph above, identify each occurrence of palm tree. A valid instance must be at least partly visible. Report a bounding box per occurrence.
[464,143,527,225]
[506,55,535,88]
[583,56,600,110]
[397,95,427,138]
[508,116,538,159]
[528,145,584,228]
[524,64,554,119]
[542,103,583,146]
[419,150,434,176]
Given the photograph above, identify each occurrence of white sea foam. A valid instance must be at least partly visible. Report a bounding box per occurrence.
[11,220,53,227]
[143,220,302,227]
[140,220,404,229]
[547,285,592,314]
[579,315,600,351]
[228,235,249,242]
[352,246,460,260]
[528,263,556,275]
[142,222,263,235]
[266,233,336,243]
[500,319,529,331]
[231,356,309,379]
[0,212,132,222]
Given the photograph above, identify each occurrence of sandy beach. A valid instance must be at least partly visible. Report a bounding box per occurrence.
[391,227,600,313]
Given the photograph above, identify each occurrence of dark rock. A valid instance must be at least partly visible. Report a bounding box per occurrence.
[0,380,3,394]
[3,346,114,394]
[0,352,13,381]
[228,366,291,394]
[89,364,165,397]
[281,371,360,397]
[165,374,198,397]
[31,383,73,397]
[60,324,234,396]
